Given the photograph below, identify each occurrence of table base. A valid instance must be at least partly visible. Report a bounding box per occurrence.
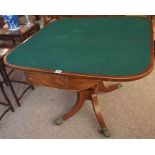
[55,82,122,137]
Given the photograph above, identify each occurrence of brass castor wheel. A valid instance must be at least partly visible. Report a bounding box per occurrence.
[101,128,111,137]
[117,83,123,88]
[55,117,64,125]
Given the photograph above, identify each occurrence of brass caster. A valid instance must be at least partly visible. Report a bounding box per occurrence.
[117,83,123,88]
[55,117,64,125]
[101,128,111,137]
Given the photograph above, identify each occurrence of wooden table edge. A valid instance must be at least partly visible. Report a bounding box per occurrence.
[3,19,154,82]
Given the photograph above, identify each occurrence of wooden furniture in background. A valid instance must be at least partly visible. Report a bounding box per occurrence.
[0,23,40,46]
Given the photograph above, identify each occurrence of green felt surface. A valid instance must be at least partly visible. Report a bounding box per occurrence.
[6,16,151,76]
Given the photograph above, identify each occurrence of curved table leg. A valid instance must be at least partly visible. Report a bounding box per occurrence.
[55,81,121,137]
[91,93,110,137]
[96,82,122,93]
[55,91,86,125]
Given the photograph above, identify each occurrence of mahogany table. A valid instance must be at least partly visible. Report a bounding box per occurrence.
[4,16,154,137]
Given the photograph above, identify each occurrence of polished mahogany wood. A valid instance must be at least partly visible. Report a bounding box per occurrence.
[91,93,106,129]
[63,91,86,120]
[94,82,122,93]
[25,71,101,91]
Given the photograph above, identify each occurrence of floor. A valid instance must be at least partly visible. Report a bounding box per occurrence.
[0,15,155,139]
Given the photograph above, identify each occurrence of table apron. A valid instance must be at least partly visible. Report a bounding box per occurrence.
[24,71,101,91]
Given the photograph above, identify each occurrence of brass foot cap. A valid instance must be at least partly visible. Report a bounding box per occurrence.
[55,117,64,125]
[102,128,111,137]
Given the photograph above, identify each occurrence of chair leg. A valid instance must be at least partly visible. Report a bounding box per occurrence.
[0,67,8,85]
[0,64,34,106]
[0,79,15,121]
[0,81,15,112]
[0,60,21,106]
[3,71,21,107]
